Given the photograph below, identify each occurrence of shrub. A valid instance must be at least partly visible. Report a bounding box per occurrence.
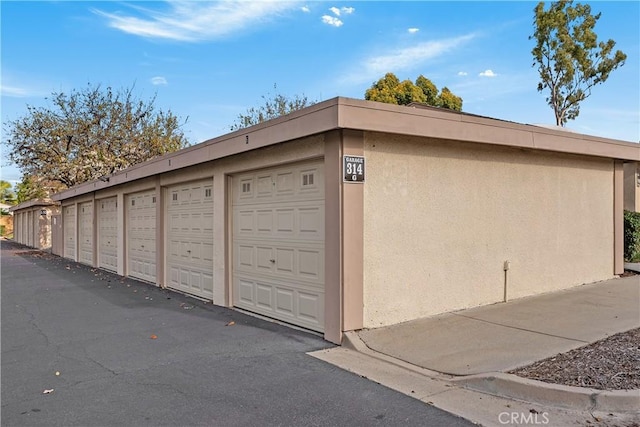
[624,210,640,262]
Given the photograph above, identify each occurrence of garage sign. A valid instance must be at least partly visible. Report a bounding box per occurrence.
[343,155,365,183]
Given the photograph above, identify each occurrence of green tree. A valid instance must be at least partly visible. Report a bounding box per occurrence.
[438,87,463,111]
[415,75,439,106]
[364,73,404,105]
[3,83,189,189]
[14,176,48,203]
[231,86,317,131]
[364,73,463,111]
[0,180,16,204]
[13,175,64,203]
[531,0,627,126]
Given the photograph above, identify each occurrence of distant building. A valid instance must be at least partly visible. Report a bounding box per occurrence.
[0,202,13,215]
[10,199,60,250]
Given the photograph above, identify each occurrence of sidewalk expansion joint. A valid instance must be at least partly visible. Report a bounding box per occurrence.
[451,313,589,343]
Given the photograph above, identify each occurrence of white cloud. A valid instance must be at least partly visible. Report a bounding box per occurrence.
[322,15,343,27]
[151,76,168,85]
[408,28,419,34]
[457,71,468,76]
[0,84,33,97]
[479,69,497,77]
[345,33,476,83]
[301,5,310,13]
[341,7,354,14]
[93,1,300,42]
[329,6,341,16]
[0,81,49,98]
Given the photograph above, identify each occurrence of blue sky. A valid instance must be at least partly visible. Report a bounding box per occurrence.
[2,1,639,186]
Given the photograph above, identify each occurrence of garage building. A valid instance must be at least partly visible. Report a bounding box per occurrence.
[52,97,639,343]
[10,200,60,251]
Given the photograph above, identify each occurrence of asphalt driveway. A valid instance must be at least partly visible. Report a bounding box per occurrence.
[1,240,472,427]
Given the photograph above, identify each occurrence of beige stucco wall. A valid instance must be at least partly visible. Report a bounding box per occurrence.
[362,132,615,328]
[623,162,639,212]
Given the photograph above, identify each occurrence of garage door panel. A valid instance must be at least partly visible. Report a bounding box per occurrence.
[234,242,324,285]
[233,166,324,205]
[239,245,254,268]
[275,288,294,316]
[98,197,118,272]
[275,248,294,274]
[233,275,325,331]
[166,180,214,299]
[298,292,322,323]
[127,191,157,283]
[79,202,93,265]
[233,161,325,332]
[237,279,254,304]
[256,284,272,309]
[257,175,273,196]
[234,203,324,241]
[299,249,322,279]
[64,206,76,259]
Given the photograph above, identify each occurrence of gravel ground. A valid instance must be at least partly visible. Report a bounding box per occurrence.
[510,327,640,391]
[510,270,640,392]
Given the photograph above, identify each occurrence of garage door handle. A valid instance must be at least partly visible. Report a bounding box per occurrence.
[141,245,144,248]
[187,250,191,253]
[270,259,275,263]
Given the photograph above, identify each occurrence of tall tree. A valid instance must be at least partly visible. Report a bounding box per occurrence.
[3,83,189,189]
[14,176,48,203]
[531,0,626,126]
[231,86,317,131]
[0,180,16,205]
[364,73,463,111]
[415,75,439,106]
[437,87,463,111]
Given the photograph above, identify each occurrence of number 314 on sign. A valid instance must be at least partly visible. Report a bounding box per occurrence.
[343,156,365,183]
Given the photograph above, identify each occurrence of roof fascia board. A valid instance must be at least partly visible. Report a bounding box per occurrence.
[9,199,59,212]
[53,96,638,202]
[53,99,341,201]
[336,98,639,161]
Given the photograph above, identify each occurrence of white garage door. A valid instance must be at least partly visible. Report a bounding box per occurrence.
[63,205,76,260]
[232,161,325,332]
[127,190,156,283]
[98,197,118,272]
[14,213,20,244]
[26,211,33,247]
[78,202,94,265]
[166,180,214,299]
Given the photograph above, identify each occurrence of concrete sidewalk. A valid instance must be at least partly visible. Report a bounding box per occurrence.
[312,275,640,426]
[625,262,640,273]
[357,275,640,375]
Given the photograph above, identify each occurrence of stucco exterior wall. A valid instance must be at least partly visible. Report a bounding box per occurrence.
[362,132,615,328]
[623,162,639,212]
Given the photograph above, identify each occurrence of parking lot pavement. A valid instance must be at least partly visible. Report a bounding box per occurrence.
[1,241,473,427]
